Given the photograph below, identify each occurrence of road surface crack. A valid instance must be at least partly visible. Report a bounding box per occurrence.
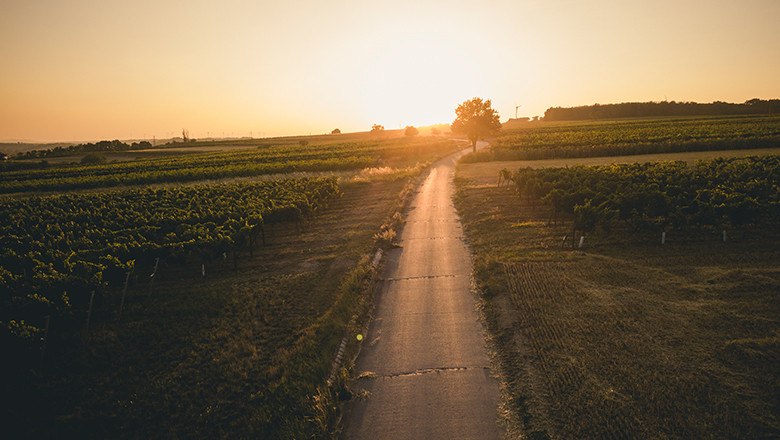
[357,366,491,380]
[381,274,465,282]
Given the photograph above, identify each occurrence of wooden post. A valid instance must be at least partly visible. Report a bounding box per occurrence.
[201,263,205,277]
[578,235,585,249]
[118,270,132,321]
[149,257,160,295]
[85,291,96,335]
[661,231,666,245]
[722,230,727,243]
[561,235,568,249]
[41,315,51,361]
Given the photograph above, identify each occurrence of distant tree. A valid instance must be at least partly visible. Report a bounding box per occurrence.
[182,129,190,142]
[404,126,419,137]
[371,124,385,133]
[80,153,106,165]
[0,151,7,160]
[331,128,341,134]
[452,98,502,152]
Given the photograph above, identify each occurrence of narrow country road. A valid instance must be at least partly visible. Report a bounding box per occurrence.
[343,141,501,439]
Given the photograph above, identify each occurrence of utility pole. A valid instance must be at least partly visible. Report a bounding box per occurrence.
[515,105,521,119]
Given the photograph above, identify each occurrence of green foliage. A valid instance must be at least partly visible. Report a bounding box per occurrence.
[491,115,780,160]
[80,153,106,165]
[544,99,780,121]
[509,156,780,231]
[0,178,341,336]
[0,138,457,194]
[452,97,502,148]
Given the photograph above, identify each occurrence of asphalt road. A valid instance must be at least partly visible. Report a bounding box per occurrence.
[343,142,501,439]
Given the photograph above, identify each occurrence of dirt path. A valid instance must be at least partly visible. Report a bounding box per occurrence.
[343,142,501,439]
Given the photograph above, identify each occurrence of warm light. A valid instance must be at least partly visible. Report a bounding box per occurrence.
[1,1,778,142]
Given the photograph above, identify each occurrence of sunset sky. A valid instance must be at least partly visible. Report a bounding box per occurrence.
[1,0,779,142]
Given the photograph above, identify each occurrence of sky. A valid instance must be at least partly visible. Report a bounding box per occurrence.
[1,0,779,142]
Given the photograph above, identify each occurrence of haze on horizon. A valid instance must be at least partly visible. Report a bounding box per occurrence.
[1,0,779,143]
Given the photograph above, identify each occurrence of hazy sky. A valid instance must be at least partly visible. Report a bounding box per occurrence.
[1,0,779,142]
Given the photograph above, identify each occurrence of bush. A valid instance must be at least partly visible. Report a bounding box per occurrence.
[80,153,106,165]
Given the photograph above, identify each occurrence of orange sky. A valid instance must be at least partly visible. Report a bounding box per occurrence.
[1,0,779,142]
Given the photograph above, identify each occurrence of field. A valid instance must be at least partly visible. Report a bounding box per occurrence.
[455,155,780,438]
[459,147,780,187]
[471,115,780,161]
[1,136,461,438]
[0,136,456,193]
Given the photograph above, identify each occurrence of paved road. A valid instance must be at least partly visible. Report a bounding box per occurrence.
[343,142,501,440]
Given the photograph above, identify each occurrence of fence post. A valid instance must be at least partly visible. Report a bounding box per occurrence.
[41,315,51,362]
[201,263,206,277]
[149,257,160,294]
[661,231,666,245]
[722,229,727,243]
[561,235,568,249]
[118,270,132,321]
[578,235,585,249]
[85,291,96,336]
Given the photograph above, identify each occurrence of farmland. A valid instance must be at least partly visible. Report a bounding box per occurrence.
[469,115,780,161]
[1,136,461,438]
[0,136,456,193]
[455,153,780,438]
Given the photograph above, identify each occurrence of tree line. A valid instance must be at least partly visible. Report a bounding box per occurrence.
[14,140,153,160]
[544,99,780,121]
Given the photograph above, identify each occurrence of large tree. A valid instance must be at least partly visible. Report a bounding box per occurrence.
[451,97,501,152]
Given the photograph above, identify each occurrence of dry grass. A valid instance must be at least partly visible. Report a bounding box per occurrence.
[455,168,780,439]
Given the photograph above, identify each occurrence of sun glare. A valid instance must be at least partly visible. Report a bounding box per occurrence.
[351,28,487,129]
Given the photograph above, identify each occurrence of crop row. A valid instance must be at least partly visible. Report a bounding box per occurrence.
[489,115,780,160]
[506,155,780,233]
[0,138,456,193]
[0,178,340,337]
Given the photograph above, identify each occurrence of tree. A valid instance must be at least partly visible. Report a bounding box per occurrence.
[331,128,341,134]
[371,124,384,133]
[451,97,501,152]
[404,125,418,137]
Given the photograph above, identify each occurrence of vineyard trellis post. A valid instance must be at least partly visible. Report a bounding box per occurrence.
[85,291,96,336]
[149,257,160,294]
[40,314,51,362]
[661,231,666,245]
[118,269,133,321]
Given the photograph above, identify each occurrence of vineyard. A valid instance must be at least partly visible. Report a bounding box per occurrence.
[506,156,780,236]
[471,115,780,161]
[0,137,456,193]
[455,154,780,438]
[1,135,461,437]
[0,178,340,342]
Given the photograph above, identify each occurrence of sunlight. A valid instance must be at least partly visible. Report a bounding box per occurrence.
[352,31,487,128]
